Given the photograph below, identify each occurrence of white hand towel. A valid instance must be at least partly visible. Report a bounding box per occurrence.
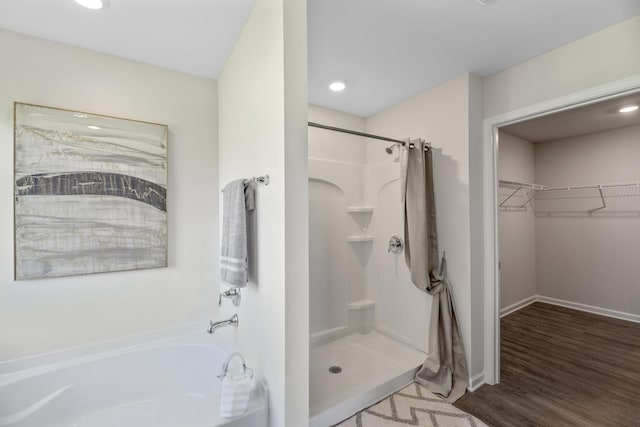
[219,373,252,418]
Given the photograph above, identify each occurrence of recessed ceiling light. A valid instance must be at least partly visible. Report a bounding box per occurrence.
[73,113,87,118]
[329,81,346,92]
[619,105,639,113]
[74,0,106,10]
[88,125,101,130]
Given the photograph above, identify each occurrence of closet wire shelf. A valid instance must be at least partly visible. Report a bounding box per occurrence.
[498,180,640,213]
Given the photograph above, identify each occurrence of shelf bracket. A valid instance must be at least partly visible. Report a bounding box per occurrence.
[588,186,606,213]
[519,189,542,209]
[499,186,522,207]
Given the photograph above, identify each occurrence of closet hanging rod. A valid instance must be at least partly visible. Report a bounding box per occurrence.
[308,121,430,150]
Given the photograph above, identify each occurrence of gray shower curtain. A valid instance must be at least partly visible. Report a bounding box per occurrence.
[402,138,468,403]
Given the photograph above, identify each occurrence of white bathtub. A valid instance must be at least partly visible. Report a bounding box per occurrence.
[0,331,267,427]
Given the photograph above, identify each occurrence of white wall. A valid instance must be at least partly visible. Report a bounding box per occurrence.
[481,14,640,384]
[497,125,640,316]
[497,131,537,309]
[309,104,366,163]
[0,30,219,361]
[217,0,308,424]
[484,15,640,118]
[535,125,640,315]
[366,74,476,375]
[535,125,640,186]
[364,159,430,351]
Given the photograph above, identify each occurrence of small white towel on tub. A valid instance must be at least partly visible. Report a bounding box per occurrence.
[220,373,252,418]
[221,179,255,287]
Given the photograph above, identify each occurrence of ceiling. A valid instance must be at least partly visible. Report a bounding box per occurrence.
[308,0,640,117]
[1,0,639,118]
[501,92,640,142]
[0,0,256,78]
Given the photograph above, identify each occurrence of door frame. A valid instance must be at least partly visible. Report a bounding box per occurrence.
[482,75,640,385]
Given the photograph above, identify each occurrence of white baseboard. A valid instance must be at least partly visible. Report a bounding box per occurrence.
[500,295,537,318]
[468,373,485,392]
[536,295,640,324]
[500,295,640,324]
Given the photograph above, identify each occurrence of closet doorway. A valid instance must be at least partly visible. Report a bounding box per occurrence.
[457,91,640,426]
[498,91,640,320]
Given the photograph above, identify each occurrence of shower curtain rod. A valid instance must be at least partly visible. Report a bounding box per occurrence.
[308,121,407,145]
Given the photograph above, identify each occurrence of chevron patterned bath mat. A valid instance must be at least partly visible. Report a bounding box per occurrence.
[334,383,489,427]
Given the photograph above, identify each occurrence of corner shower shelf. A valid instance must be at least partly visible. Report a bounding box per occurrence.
[346,206,374,213]
[347,235,374,243]
[348,300,375,310]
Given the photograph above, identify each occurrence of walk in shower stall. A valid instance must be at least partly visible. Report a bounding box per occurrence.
[308,109,430,426]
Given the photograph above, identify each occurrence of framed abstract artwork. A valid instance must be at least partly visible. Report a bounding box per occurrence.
[14,103,168,280]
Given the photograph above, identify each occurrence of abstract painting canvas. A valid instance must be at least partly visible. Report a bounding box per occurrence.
[14,103,168,280]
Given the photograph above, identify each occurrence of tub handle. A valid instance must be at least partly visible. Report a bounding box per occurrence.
[218,352,254,380]
[218,287,241,307]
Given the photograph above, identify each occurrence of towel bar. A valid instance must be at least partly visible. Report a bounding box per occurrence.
[221,175,270,192]
[244,175,270,186]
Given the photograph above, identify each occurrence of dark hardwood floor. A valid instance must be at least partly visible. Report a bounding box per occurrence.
[454,302,640,427]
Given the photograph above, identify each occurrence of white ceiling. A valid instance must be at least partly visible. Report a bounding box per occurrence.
[501,92,640,142]
[309,0,640,117]
[0,0,256,79]
[1,0,639,119]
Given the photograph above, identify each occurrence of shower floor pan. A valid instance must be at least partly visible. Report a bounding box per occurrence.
[309,330,426,427]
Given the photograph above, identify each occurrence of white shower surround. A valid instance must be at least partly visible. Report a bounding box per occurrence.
[0,331,267,427]
[308,156,429,427]
[308,104,433,425]
[308,157,430,351]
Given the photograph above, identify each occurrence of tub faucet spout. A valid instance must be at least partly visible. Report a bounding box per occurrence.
[208,314,239,334]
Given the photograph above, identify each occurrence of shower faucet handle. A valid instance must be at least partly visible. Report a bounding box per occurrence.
[388,235,404,254]
[218,288,241,307]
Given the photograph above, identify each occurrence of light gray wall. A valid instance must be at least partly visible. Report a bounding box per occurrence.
[0,30,219,361]
[498,131,537,309]
[468,74,485,375]
[535,125,640,315]
[484,15,640,118]
[366,74,477,377]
